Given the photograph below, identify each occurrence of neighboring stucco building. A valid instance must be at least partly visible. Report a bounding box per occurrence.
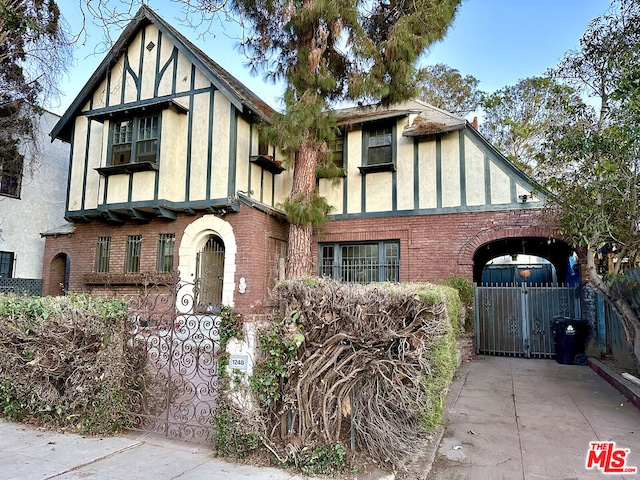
[0,109,69,295]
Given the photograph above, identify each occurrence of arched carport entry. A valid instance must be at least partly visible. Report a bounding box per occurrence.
[473,236,575,285]
[468,235,581,359]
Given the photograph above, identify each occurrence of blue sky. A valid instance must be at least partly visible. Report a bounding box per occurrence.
[50,0,612,116]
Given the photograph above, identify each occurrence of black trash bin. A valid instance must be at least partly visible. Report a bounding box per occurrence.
[551,317,589,365]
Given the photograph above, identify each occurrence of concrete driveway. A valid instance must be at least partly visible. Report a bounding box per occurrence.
[428,356,640,480]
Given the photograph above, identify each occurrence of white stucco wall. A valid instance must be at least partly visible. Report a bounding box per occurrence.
[0,110,69,279]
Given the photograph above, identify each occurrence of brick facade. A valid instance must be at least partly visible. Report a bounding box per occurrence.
[42,203,288,320]
[314,208,559,284]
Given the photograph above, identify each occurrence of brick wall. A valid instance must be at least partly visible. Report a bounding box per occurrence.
[315,208,553,284]
[42,204,289,320]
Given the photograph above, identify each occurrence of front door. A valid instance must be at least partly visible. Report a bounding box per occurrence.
[195,236,225,312]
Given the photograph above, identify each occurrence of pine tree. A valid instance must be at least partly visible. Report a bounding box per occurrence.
[217,0,460,278]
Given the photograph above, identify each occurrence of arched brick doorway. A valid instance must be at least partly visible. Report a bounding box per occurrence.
[461,229,581,358]
[48,253,69,296]
[472,236,574,285]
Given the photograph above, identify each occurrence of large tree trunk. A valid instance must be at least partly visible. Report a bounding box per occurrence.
[285,137,320,279]
[586,247,640,369]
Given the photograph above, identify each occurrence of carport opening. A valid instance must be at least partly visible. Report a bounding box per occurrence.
[473,237,578,285]
[483,254,556,284]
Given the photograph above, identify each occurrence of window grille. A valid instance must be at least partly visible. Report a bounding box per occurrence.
[95,237,111,273]
[320,241,400,284]
[125,235,142,273]
[157,233,175,273]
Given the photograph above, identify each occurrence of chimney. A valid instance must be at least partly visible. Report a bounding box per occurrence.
[471,116,478,130]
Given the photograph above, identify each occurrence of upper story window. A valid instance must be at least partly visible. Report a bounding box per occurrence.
[0,251,14,278]
[327,135,344,169]
[367,124,392,165]
[0,156,23,198]
[359,121,396,174]
[110,115,159,166]
[319,241,399,284]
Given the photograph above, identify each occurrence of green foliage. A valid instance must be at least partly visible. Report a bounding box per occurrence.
[417,63,483,115]
[280,191,332,227]
[444,275,474,332]
[249,313,303,406]
[80,382,132,435]
[422,332,458,430]
[315,161,345,179]
[212,408,261,458]
[218,307,243,350]
[480,76,587,174]
[293,443,347,476]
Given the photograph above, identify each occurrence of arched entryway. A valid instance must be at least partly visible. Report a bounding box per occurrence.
[471,236,581,358]
[48,253,69,296]
[472,236,574,285]
[179,215,237,308]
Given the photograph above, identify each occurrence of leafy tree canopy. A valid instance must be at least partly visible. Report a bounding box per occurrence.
[416,63,482,115]
[479,76,586,176]
[0,0,71,177]
[542,0,640,367]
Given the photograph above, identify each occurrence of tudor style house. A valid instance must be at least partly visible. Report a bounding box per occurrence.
[43,6,568,323]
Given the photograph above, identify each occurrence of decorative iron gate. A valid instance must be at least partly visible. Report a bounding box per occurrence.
[125,272,221,443]
[474,283,581,358]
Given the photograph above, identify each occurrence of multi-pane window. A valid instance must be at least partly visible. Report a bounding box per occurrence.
[157,233,175,273]
[95,237,111,273]
[110,115,159,166]
[327,135,344,168]
[0,252,14,278]
[0,156,23,197]
[125,235,142,273]
[320,241,399,284]
[366,123,393,166]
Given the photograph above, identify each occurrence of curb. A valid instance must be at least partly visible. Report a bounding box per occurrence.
[588,357,640,411]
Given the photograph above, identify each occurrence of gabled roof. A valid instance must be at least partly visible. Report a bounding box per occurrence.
[51,5,274,143]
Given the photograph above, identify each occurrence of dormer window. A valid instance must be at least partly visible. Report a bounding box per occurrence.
[110,115,159,166]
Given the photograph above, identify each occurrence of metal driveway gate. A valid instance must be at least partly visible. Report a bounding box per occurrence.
[474,283,581,358]
[125,273,221,443]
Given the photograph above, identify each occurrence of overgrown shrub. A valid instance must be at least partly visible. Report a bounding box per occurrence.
[445,275,474,333]
[219,279,459,473]
[0,294,141,433]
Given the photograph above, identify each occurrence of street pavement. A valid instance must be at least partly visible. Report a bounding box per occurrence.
[428,356,640,480]
[0,423,313,480]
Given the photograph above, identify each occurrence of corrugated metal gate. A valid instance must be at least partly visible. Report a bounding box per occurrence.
[474,284,581,358]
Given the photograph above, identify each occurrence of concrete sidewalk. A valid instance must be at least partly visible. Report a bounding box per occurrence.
[0,422,312,480]
[428,356,640,480]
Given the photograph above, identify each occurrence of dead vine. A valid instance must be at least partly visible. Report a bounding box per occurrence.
[255,279,458,471]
